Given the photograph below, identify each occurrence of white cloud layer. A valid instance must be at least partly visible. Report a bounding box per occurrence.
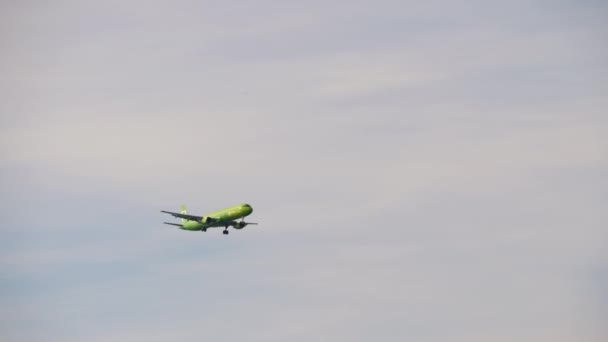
[1,0,607,341]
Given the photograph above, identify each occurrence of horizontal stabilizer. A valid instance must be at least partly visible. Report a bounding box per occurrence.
[163,222,183,227]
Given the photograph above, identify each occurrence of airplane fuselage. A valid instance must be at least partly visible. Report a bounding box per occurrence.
[181,203,253,231]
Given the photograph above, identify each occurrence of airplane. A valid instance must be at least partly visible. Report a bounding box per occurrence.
[161,203,257,235]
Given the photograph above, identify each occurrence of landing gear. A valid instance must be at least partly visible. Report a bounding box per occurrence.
[201,228,207,232]
[223,226,229,235]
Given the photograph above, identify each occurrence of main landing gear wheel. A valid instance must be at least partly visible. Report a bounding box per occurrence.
[201,228,207,232]
[223,230,229,235]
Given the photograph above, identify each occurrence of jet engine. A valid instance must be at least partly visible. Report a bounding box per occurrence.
[232,221,248,229]
[201,216,216,224]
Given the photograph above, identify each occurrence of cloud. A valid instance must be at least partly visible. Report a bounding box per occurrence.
[1,0,607,341]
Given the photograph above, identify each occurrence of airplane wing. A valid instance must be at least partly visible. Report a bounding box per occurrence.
[230,221,259,228]
[163,222,183,227]
[161,210,202,221]
[160,211,218,223]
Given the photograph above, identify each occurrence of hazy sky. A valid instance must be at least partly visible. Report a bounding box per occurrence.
[1,1,607,341]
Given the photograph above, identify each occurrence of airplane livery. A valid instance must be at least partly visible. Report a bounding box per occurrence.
[161,203,257,235]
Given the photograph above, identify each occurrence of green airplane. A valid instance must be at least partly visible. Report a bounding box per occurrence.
[161,203,257,235]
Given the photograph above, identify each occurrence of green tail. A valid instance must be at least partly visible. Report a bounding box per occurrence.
[180,204,187,225]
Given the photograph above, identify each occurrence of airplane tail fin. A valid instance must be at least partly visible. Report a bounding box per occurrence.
[180,204,187,225]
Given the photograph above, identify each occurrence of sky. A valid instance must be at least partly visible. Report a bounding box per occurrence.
[1,0,607,341]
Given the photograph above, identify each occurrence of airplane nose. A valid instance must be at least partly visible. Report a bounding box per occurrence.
[243,204,253,214]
